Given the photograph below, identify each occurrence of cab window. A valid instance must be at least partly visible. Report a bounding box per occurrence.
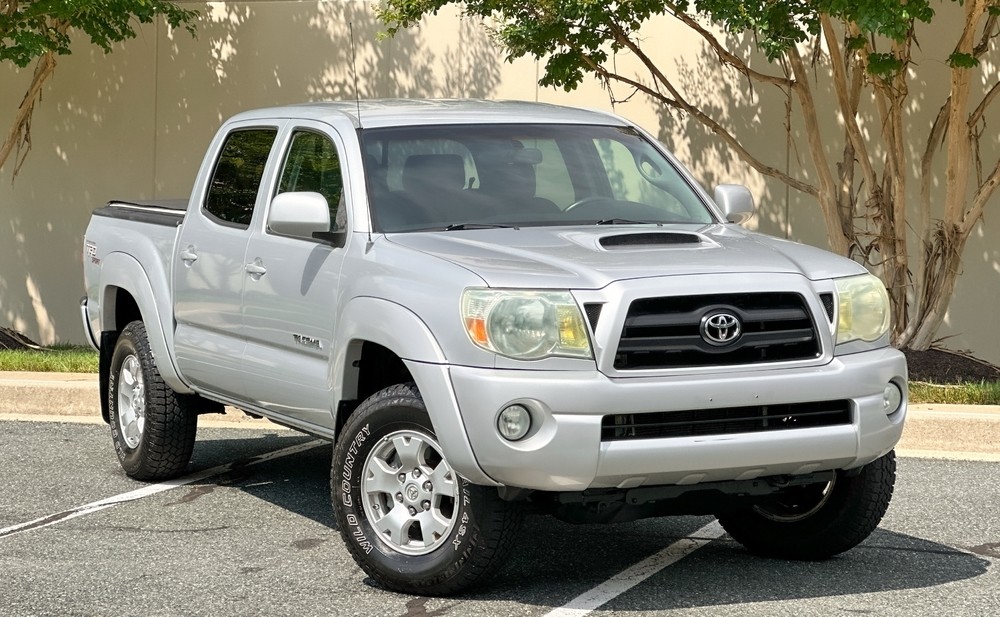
[204,129,277,228]
[276,131,345,231]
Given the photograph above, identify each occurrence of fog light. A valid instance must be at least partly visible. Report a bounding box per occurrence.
[883,383,903,415]
[498,404,531,441]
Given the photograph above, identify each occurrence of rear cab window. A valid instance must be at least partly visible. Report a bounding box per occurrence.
[204,129,278,228]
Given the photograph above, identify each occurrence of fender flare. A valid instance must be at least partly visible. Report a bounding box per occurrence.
[98,252,191,394]
[332,296,447,402]
[333,296,496,486]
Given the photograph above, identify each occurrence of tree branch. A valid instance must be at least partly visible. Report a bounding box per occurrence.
[943,0,986,224]
[600,22,819,197]
[920,98,951,246]
[663,4,794,88]
[822,16,877,202]
[0,49,59,175]
[787,45,848,253]
[962,156,1000,236]
[972,14,998,58]
[969,80,1000,127]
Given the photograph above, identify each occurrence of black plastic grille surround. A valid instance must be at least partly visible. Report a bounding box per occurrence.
[614,292,821,369]
[601,400,852,441]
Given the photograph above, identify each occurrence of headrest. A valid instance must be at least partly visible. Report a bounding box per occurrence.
[402,154,466,193]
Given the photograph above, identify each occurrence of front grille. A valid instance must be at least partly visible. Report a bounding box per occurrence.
[614,292,820,369]
[601,400,852,441]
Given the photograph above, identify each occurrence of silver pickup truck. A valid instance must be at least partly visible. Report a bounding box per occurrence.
[82,99,907,595]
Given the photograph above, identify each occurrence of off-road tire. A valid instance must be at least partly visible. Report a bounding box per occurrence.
[108,321,197,480]
[332,383,524,596]
[717,450,896,560]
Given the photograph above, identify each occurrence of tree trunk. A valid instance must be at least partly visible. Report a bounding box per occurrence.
[0,25,63,176]
[898,223,965,350]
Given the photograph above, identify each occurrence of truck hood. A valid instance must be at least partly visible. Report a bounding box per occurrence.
[385,225,866,289]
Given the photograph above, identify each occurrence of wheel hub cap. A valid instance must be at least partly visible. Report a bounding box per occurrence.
[360,429,459,556]
[116,354,146,450]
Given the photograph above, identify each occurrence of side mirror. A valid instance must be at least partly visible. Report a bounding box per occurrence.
[713,184,755,224]
[268,192,331,238]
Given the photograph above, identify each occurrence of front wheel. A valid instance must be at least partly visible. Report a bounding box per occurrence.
[717,451,896,560]
[332,383,523,596]
[108,321,197,480]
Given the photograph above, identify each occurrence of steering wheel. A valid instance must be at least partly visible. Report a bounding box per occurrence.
[563,196,607,212]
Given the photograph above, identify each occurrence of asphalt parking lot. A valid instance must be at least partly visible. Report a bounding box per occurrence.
[1,419,997,617]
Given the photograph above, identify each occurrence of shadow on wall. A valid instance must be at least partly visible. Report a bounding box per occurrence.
[647,31,810,245]
[0,37,151,347]
[1,0,503,345]
[153,1,503,196]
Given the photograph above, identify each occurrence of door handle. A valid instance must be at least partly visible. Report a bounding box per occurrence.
[245,262,267,277]
[179,247,198,264]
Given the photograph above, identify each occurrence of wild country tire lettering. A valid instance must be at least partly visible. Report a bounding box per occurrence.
[108,370,126,461]
[343,424,374,554]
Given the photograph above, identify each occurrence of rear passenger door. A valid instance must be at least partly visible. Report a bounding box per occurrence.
[173,122,283,398]
[240,123,351,429]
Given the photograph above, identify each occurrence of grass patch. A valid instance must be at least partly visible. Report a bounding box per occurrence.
[908,380,1000,406]
[0,346,98,373]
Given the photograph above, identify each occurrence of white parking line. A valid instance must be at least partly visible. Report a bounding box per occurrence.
[0,439,325,540]
[543,520,726,617]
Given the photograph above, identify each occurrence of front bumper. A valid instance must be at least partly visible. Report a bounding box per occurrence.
[440,347,906,491]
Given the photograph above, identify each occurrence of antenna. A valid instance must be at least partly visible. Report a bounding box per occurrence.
[349,22,361,123]
[349,21,372,246]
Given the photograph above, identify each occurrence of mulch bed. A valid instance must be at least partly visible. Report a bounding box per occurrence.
[903,348,1000,384]
[0,327,41,351]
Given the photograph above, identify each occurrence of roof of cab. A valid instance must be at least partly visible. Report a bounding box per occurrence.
[225,99,630,129]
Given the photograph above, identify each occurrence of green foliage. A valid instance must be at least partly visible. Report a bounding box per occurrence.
[0,0,197,69]
[947,51,980,69]
[377,0,943,87]
[867,51,905,78]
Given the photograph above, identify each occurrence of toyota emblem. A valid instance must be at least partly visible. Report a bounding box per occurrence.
[701,311,742,346]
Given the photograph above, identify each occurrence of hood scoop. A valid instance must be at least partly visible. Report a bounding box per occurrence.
[599,232,702,249]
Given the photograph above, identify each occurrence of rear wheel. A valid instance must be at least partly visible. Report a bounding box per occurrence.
[717,451,896,559]
[332,383,523,595]
[108,321,197,480]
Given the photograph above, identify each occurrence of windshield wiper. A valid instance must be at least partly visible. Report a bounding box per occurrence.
[443,223,520,231]
[595,218,662,226]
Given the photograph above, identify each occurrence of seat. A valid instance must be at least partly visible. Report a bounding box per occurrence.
[399,154,469,223]
[478,150,558,217]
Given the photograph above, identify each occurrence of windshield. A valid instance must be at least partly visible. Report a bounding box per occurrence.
[360,124,716,232]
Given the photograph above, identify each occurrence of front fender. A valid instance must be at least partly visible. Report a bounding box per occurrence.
[333,297,496,486]
[335,296,447,366]
[98,252,191,394]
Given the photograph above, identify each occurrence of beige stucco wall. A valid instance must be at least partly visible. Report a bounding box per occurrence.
[1,1,997,365]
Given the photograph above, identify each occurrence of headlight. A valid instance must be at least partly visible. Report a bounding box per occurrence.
[835,274,890,344]
[461,289,593,360]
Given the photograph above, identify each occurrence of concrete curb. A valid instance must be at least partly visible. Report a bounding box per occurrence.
[2,371,999,457]
[0,371,277,429]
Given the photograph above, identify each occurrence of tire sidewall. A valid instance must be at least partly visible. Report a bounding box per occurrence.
[719,452,895,559]
[107,324,147,475]
[334,396,482,589]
